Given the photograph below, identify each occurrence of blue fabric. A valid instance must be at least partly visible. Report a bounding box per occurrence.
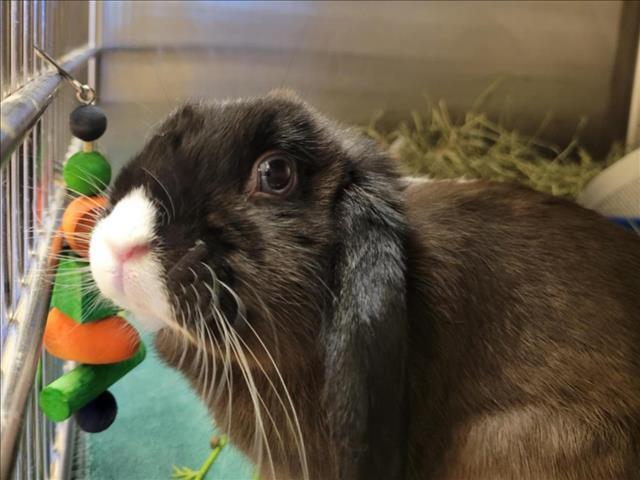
[608,216,640,231]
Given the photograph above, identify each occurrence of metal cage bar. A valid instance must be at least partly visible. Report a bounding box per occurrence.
[1,2,95,479]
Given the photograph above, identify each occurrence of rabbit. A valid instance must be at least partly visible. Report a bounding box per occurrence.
[89,91,640,480]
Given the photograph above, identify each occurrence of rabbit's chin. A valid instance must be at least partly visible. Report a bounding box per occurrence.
[89,186,172,333]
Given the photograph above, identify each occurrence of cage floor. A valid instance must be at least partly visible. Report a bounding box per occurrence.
[84,334,254,480]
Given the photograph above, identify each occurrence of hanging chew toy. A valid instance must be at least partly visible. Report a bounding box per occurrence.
[35,47,145,433]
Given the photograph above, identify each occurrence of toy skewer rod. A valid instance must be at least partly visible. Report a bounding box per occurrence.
[40,343,146,422]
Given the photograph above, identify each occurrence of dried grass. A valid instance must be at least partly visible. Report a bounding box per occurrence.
[365,97,622,199]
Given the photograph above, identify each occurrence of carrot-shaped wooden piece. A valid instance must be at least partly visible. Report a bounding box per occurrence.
[50,251,119,323]
[61,195,106,257]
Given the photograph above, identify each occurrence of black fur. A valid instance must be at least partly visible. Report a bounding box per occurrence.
[108,93,411,478]
[323,168,409,479]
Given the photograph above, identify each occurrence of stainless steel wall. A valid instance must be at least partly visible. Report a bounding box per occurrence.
[97,1,639,157]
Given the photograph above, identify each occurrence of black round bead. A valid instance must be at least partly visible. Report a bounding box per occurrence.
[69,105,107,141]
[74,390,118,433]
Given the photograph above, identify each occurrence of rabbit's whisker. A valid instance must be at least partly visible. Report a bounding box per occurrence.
[141,166,176,222]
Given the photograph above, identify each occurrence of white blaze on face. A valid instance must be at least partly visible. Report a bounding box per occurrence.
[90,187,172,332]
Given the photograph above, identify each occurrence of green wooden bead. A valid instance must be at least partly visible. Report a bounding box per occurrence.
[39,342,146,422]
[50,251,120,323]
[63,151,111,195]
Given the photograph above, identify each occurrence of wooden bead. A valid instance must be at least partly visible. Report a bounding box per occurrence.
[74,390,118,433]
[63,151,111,196]
[70,105,107,141]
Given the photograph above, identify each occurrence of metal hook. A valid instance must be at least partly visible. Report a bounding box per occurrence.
[34,46,96,104]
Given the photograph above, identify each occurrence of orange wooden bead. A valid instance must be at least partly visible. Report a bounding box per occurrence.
[61,196,106,257]
[43,308,140,364]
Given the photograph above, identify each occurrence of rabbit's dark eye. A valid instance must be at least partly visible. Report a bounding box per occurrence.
[256,153,296,195]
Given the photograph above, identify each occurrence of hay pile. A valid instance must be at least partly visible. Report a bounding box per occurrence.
[366,99,621,200]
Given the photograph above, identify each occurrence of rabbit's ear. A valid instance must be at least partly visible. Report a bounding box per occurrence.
[322,172,409,480]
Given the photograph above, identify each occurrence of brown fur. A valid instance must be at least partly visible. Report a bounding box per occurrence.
[156,177,640,480]
[404,180,640,479]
